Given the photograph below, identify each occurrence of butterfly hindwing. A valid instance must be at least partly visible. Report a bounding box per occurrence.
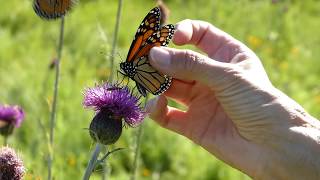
[133,56,172,96]
[136,82,147,97]
[121,7,175,97]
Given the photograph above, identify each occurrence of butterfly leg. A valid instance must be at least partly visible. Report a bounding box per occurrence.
[136,82,147,97]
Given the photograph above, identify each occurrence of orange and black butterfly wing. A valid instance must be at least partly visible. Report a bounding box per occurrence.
[147,24,175,47]
[121,7,175,96]
[132,25,175,96]
[131,24,175,64]
[33,0,76,20]
[133,56,172,96]
[126,7,161,63]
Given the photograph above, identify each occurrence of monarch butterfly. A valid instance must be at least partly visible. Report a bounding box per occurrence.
[33,0,76,20]
[120,7,175,97]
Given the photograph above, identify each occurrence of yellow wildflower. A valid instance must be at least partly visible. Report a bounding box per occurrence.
[247,35,262,49]
[279,61,288,71]
[142,168,151,177]
[290,47,300,56]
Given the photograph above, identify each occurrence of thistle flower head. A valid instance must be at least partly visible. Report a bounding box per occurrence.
[0,105,24,128]
[0,105,25,137]
[0,147,25,180]
[33,0,77,20]
[83,83,145,127]
[83,82,145,145]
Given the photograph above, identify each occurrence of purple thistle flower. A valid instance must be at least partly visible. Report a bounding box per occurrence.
[0,105,24,128]
[83,82,145,145]
[0,147,25,180]
[0,105,25,137]
[83,83,145,127]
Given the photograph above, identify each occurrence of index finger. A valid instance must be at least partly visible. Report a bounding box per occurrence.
[173,19,250,61]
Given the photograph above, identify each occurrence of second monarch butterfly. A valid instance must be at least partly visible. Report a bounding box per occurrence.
[33,0,76,20]
[120,7,175,97]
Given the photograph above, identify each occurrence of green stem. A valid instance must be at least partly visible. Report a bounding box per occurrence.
[109,0,123,81]
[48,16,65,180]
[131,125,143,180]
[3,136,8,146]
[101,147,108,180]
[102,163,107,180]
[83,143,103,180]
[99,148,124,180]
[131,96,148,180]
[101,1,123,178]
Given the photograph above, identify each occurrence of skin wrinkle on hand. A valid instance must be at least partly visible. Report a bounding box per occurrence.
[147,19,320,179]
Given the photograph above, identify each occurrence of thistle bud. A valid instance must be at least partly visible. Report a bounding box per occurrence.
[83,83,145,145]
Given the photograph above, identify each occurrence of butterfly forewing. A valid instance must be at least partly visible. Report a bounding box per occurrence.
[132,24,175,64]
[147,24,175,46]
[121,7,175,97]
[126,7,161,62]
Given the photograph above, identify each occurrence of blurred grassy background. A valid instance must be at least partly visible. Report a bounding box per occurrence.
[0,0,320,179]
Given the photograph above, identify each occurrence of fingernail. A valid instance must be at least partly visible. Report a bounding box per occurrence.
[150,47,171,68]
[145,96,160,114]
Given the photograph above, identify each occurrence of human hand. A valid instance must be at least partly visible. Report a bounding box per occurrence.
[147,19,320,179]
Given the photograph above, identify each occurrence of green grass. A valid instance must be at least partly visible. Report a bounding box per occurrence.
[0,0,320,179]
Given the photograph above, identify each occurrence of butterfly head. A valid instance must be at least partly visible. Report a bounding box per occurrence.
[120,62,136,78]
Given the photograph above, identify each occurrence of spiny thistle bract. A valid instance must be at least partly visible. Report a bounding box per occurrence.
[83,82,145,145]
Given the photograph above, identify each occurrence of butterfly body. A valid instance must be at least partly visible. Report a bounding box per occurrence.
[120,62,136,78]
[120,7,175,97]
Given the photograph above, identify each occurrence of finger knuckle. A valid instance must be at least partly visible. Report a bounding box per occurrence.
[183,50,204,73]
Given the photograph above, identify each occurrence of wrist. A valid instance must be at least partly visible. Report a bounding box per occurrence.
[256,117,320,180]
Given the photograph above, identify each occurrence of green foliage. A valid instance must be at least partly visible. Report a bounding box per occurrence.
[0,0,319,179]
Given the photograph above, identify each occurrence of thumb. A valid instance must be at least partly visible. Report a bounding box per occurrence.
[149,47,239,89]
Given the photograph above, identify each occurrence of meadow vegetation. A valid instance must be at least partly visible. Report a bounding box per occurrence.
[0,0,319,179]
